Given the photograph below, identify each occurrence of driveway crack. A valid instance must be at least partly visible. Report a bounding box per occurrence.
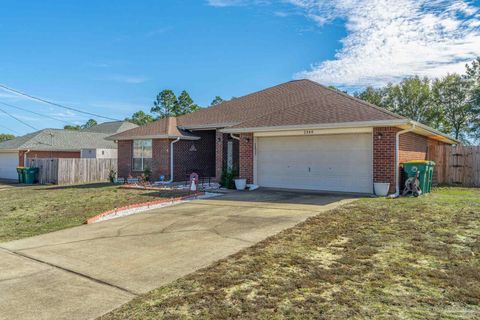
[0,246,138,297]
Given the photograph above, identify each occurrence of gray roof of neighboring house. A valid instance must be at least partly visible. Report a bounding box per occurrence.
[0,129,117,151]
[82,121,138,134]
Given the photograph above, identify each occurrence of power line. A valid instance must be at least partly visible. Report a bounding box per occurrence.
[0,108,38,131]
[0,83,121,121]
[0,101,76,125]
[0,123,21,135]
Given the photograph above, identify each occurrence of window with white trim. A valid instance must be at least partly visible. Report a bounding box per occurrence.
[132,140,152,171]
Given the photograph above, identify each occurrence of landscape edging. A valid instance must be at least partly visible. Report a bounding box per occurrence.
[84,191,204,224]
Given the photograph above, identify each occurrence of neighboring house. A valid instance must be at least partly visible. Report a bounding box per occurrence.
[0,121,137,180]
[109,80,457,194]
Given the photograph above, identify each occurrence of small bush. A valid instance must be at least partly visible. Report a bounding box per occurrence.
[220,168,238,189]
[108,169,117,183]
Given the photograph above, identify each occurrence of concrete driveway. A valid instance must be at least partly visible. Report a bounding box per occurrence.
[0,190,352,320]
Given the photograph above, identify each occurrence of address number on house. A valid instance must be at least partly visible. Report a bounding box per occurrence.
[304,130,315,135]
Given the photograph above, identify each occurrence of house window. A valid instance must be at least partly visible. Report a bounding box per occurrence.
[132,140,152,171]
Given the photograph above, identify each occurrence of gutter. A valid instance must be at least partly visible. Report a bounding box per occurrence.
[221,120,409,134]
[23,149,30,166]
[107,135,200,141]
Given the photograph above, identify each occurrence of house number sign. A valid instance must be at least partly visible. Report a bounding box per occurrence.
[304,130,314,135]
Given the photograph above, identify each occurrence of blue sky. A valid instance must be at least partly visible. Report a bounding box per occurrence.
[1,0,479,135]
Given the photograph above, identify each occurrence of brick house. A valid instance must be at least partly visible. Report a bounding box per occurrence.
[0,121,137,180]
[109,80,457,194]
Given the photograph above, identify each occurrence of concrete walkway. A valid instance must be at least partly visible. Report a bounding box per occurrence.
[0,190,353,320]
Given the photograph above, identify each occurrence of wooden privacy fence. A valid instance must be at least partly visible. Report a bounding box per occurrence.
[26,158,117,185]
[429,145,480,187]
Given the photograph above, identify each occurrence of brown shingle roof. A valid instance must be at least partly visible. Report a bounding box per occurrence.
[176,79,404,129]
[109,79,405,140]
[108,117,198,140]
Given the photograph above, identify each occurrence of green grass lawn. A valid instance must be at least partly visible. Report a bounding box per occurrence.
[0,183,190,243]
[100,187,480,320]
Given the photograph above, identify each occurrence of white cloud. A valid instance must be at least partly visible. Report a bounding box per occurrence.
[286,0,480,87]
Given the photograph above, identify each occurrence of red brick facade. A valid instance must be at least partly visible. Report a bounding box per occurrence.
[118,139,171,180]
[173,130,216,181]
[117,131,217,182]
[239,133,254,183]
[115,126,449,192]
[372,127,399,192]
[372,127,447,193]
[117,140,133,178]
[18,150,81,166]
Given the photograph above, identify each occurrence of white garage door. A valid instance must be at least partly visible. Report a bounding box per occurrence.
[256,133,373,193]
[0,152,19,180]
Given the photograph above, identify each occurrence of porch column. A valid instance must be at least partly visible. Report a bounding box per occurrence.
[215,131,224,181]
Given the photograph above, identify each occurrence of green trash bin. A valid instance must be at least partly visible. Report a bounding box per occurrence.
[402,160,435,194]
[23,167,39,184]
[16,166,25,183]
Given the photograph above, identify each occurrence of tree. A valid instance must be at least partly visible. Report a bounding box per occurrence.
[81,119,97,129]
[64,119,98,130]
[0,134,15,142]
[125,111,155,126]
[465,58,480,142]
[64,125,81,130]
[210,96,224,106]
[432,74,476,141]
[150,89,199,118]
[151,90,178,118]
[327,85,348,94]
[383,77,439,127]
[177,90,200,115]
[354,86,386,107]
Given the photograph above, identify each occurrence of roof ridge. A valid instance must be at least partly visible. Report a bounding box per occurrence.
[303,79,406,120]
[177,79,301,120]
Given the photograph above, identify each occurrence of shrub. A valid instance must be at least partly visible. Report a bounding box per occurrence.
[220,168,238,189]
[108,169,117,183]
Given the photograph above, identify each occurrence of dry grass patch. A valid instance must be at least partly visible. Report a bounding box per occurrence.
[0,183,191,242]
[100,187,480,319]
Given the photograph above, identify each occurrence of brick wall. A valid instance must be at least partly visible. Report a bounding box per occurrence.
[373,127,399,193]
[374,127,447,193]
[118,133,216,182]
[151,139,170,180]
[399,132,428,163]
[18,150,81,166]
[234,127,450,194]
[173,130,216,181]
[117,140,132,178]
[239,133,254,183]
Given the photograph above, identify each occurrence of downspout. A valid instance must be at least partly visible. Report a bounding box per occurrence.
[162,137,180,184]
[392,123,416,197]
[230,133,240,141]
[23,149,30,166]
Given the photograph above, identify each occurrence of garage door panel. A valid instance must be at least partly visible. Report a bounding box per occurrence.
[0,152,19,180]
[256,134,373,193]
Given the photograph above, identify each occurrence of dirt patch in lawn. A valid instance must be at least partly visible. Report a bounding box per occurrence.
[100,187,480,319]
[0,183,191,243]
